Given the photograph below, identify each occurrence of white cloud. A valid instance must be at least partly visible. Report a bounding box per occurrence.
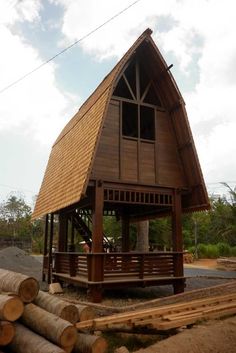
[0,0,79,145]
[53,0,236,187]
[0,0,41,25]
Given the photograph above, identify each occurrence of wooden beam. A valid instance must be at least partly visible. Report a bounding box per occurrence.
[58,213,68,252]
[92,181,104,253]
[121,215,130,252]
[42,214,49,282]
[48,213,54,284]
[171,189,184,293]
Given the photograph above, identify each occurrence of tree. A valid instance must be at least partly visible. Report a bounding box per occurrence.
[0,194,32,237]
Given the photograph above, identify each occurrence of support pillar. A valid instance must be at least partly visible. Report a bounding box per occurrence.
[121,215,130,252]
[89,181,104,302]
[42,214,49,282]
[70,219,75,252]
[48,213,54,284]
[58,213,68,252]
[172,189,185,294]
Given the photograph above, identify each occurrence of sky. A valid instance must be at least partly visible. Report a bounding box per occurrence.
[0,0,236,208]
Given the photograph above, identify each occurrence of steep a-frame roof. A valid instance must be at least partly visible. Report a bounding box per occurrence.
[32,28,209,219]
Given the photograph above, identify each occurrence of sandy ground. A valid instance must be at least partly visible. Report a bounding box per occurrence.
[185,258,219,269]
[134,316,236,353]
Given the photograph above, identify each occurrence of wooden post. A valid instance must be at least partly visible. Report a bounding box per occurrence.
[89,181,104,302]
[70,218,75,252]
[172,189,184,294]
[58,213,68,252]
[121,215,130,252]
[48,213,54,284]
[42,214,49,282]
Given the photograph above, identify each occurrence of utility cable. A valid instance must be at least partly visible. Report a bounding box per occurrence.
[0,0,142,94]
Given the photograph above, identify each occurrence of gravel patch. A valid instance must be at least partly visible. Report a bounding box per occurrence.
[0,247,42,280]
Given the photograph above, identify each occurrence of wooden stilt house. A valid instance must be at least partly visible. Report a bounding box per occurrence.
[32,29,210,302]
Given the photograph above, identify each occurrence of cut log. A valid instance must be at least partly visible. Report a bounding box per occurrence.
[34,291,79,324]
[75,304,95,322]
[8,323,66,353]
[21,303,77,348]
[0,321,15,346]
[0,269,39,303]
[0,294,24,321]
[73,333,107,353]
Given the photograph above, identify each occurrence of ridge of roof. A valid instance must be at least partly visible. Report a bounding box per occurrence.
[53,28,153,147]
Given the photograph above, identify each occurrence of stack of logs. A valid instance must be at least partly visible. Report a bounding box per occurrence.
[0,269,107,353]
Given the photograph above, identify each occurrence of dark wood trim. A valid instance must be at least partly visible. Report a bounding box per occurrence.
[137,104,141,181]
[92,181,104,253]
[171,189,184,293]
[140,81,151,102]
[48,213,54,284]
[119,101,123,180]
[121,215,130,252]
[154,109,159,184]
[43,214,49,256]
[123,73,136,100]
[112,95,165,111]
[58,213,68,252]
[42,214,49,282]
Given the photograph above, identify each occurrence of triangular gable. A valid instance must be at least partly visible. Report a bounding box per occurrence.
[32,29,153,219]
[33,29,209,219]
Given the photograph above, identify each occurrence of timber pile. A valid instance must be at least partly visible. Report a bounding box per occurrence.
[217,257,236,270]
[0,269,103,353]
[76,292,236,332]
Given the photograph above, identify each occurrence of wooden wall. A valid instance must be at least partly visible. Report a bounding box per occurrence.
[91,100,187,188]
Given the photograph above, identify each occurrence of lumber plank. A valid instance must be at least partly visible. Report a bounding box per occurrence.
[76,293,236,331]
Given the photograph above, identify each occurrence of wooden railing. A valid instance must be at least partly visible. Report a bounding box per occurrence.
[53,251,183,282]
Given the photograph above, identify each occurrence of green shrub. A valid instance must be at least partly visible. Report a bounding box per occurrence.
[196,243,219,258]
[217,242,231,257]
[230,246,236,257]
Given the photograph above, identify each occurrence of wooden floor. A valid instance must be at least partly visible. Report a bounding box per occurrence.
[53,272,185,289]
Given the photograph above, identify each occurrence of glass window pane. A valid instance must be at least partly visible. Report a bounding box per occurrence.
[140,106,155,140]
[122,102,138,138]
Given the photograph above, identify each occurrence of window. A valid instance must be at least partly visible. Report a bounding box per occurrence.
[122,102,138,138]
[140,106,155,140]
[122,102,155,140]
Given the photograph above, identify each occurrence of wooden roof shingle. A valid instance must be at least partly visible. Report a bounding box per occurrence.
[33,28,209,219]
[32,29,154,219]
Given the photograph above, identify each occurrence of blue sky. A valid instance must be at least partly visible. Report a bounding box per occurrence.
[0,0,236,207]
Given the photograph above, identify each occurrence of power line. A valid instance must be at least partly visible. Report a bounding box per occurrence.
[0,0,142,95]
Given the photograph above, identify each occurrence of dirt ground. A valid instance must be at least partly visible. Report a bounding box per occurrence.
[185,258,219,269]
[1,248,235,352]
[133,316,236,353]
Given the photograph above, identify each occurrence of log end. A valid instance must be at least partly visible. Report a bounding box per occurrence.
[0,321,15,346]
[78,306,95,322]
[60,325,77,348]
[61,305,79,324]
[3,296,24,321]
[92,336,107,353]
[19,278,39,303]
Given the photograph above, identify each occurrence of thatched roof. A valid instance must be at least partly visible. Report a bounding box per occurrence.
[33,29,209,219]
